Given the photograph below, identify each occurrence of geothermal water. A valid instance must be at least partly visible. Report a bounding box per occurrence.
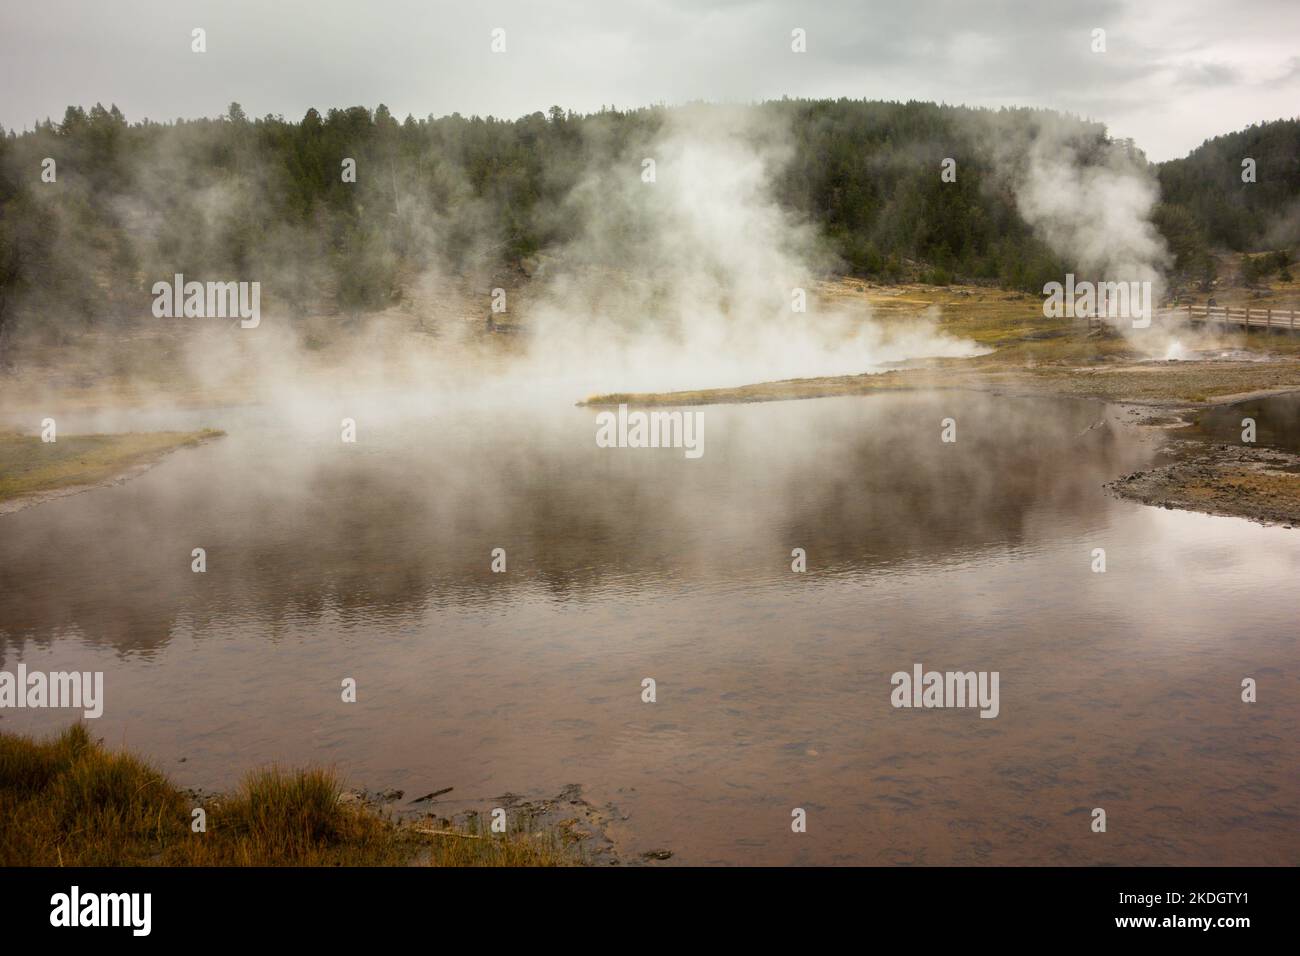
[1,390,1296,865]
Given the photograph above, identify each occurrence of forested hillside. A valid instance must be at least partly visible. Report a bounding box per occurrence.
[1158,118,1300,251]
[1,99,1297,363]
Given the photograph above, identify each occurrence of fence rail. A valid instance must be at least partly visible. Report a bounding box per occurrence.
[1082,305,1300,332]
[1164,303,1299,331]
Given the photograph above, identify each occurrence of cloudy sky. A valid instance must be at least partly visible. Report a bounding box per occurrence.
[2,0,1297,161]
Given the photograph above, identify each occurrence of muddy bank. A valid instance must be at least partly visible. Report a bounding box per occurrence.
[334,783,653,866]
[1107,405,1300,527]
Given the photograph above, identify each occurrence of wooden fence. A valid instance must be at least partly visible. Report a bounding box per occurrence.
[1083,304,1300,332]
[1169,303,1299,331]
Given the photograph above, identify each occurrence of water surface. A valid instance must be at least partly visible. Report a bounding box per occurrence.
[1,391,1296,864]
[1193,391,1300,454]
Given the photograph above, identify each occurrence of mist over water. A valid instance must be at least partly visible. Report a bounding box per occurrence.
[2,96,1296,869]
[2,392,1297,865]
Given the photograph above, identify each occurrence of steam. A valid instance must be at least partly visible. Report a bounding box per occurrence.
[1007,116,1187,354]
[1,104,993,424]
[1015,126,1169,294]
[514,104,983,398]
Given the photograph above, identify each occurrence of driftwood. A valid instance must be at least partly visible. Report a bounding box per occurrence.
[410,786,454,804]
[411,825,482,840]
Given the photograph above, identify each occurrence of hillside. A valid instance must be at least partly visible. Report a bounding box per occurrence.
[1,100,1297,367]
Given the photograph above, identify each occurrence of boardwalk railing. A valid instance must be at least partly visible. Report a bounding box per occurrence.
[1082,304,1300,332]
[1166,303,1299,331]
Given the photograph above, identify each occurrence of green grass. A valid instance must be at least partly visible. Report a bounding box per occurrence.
[0,429,224,503]
[0,726,581,867]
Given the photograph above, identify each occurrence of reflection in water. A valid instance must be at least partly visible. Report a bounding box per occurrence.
[1193,391,1300,454]
[1,391,1297,865]
[0,394,1142,650]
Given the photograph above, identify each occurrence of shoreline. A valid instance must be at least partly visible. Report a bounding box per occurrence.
[0,726,611,867]
[1106,404,1300,528]
[0,429,225,517]
[575,343,1300,528]
[579,361,1300,410]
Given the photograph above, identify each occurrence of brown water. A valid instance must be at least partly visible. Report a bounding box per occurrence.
[1,390,1297,865]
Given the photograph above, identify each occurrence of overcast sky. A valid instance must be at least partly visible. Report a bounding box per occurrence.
[2,0,1297,161]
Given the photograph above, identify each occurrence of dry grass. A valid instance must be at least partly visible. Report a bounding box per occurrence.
[1180,468,1300,507]
[0,726,581,867]
[0,724,187,866]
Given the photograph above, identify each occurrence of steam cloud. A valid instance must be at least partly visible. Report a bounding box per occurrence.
[509,104,986,399]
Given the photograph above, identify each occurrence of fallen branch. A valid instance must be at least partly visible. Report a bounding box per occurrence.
[411,826,483,840]
[410,786,454,804]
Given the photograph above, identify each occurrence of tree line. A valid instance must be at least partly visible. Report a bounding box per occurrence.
[1,99,1295,365]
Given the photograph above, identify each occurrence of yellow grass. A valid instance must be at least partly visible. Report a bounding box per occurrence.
[0,726,581,867]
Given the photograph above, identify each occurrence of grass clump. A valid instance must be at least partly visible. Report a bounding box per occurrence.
[0,724,184,865]
[410,810,585,867]
[0,726,580,867]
